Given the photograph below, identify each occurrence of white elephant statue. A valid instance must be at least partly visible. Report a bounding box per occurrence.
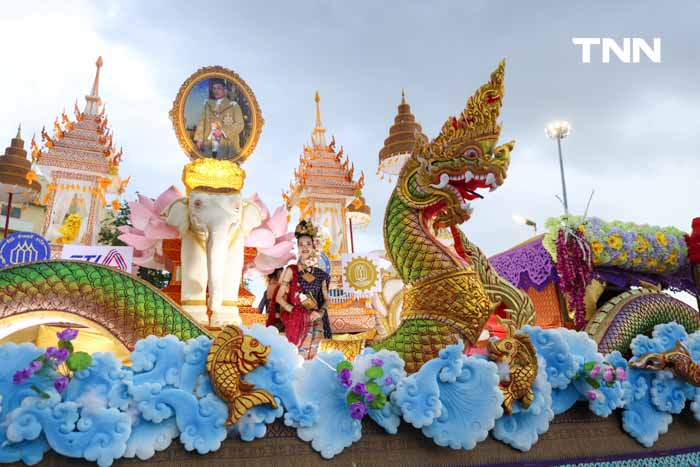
[162,189,264,326]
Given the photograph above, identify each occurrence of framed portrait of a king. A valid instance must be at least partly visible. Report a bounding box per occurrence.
[171,66,263,163]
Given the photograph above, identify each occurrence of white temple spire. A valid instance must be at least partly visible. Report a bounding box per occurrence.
[84,56,104,115]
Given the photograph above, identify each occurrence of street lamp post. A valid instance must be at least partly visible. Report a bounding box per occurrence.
[545,121,571,215]
[512,214,537,234]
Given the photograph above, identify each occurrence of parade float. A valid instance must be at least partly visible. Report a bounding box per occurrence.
[1,60,700,467]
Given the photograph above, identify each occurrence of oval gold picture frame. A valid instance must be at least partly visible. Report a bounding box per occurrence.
[170,66,263,164]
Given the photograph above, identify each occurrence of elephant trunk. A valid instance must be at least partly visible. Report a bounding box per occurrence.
[206,226,229,315]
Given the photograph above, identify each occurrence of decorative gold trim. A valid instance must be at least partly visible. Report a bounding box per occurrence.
[181,299,207,306]
[181,299,244,307]
[170,66,263,164]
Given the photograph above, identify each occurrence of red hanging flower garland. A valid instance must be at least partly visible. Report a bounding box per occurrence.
[555,227,593,329]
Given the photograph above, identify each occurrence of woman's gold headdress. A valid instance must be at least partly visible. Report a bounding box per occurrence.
[294,219,318,239]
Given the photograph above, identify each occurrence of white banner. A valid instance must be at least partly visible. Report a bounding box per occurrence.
[60,245,133,273]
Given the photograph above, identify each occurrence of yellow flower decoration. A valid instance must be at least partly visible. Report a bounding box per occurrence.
[631,256,643,266]
[577,224,586,235]
[655,231,668,247]
[635,235,650,253]
[607,233,623,250]
[665,249,678,265]
[591,240,604,256]
[613,251,628,265]
[646,258,659,268]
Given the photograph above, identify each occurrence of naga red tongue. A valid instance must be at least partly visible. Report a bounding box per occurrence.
[450,225,472,265]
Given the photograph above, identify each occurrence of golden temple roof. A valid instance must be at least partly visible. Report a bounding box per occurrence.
[378,90,426,176]
[284,92,364,209]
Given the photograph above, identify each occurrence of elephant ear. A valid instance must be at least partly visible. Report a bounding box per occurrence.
[163,198,189,235]
[241,198,265,237]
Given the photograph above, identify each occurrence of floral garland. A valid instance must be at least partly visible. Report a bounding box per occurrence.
[554,225,593,329]
[579,359,627,402]
[336,357,391,419]
[543,215,688,275]
[12,327,91,397]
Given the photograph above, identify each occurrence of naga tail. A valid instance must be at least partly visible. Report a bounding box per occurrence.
[229,389,278,425]
[586,289,700,354]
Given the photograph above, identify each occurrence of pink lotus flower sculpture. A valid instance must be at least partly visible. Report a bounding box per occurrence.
[118,188,294,275]
[244,193,296,274]
[117,185,181,269]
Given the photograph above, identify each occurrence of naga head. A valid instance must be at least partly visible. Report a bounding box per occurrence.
[629,341,690,371]
[398,60,514,229]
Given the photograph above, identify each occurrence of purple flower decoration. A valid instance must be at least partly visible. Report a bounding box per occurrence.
[337,368,352,388]
[349,402,368,420]
[371,358,384,367]
[587,390,597,401]
[352,382,367,396]
[12,368,32,384]
[45,347,70,364]
[54,376,69,393]
[28,360,43,372]
[56,328,78,341]
[384,377,394,386]
[364,393,375,402]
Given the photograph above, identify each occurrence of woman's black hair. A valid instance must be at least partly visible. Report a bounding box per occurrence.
[265,267,284,285]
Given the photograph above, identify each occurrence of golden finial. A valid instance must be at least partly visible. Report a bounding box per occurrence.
[96,56,103,68]
[314,90,322,128]
[16,123,21,139]
[401,89,406,105]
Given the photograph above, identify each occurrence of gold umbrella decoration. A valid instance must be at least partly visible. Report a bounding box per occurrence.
[377,90,426,183]
[0,125,41,237]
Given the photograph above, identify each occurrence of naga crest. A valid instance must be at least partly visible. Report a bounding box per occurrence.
[398,60,514,229]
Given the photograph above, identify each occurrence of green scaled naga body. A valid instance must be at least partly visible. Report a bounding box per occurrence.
[373,61,535,373]
[0,260,210,349]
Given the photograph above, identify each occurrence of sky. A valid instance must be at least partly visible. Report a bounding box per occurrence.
[1,1,699,291]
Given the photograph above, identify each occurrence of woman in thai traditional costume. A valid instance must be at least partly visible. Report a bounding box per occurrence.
[258,268,284,331]
[276,220,332,359]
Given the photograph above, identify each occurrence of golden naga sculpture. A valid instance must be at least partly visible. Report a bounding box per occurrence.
[372,60,536,376]
[630,341,700,387]
[206,325,278,425]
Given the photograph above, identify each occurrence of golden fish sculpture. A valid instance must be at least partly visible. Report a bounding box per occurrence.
[488,333,538,415]
[206,325,278,425]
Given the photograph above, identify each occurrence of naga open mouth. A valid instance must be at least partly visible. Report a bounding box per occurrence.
[430,170,502,214]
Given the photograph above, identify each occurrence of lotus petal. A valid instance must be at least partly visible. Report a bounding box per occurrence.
[154,186,184,215]
[128,201,156,231]
[267,206,289,237]
[245,228,275,248]
[258,240,294,257]
[119,233,158,250]
[144,218,179,239]
[137,194,156,213]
